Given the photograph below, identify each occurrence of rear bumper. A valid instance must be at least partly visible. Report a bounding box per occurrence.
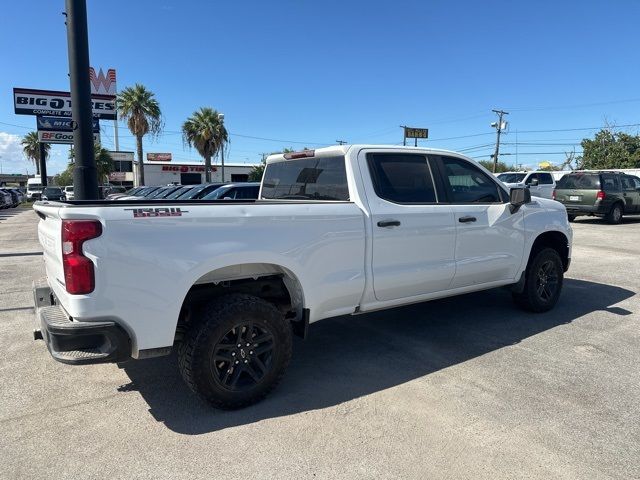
[33,279,130,365]
[563,204,605,216]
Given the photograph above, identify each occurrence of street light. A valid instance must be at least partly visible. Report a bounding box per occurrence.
[218,113,225,183]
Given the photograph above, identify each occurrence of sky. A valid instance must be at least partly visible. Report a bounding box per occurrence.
[1,0,640,175]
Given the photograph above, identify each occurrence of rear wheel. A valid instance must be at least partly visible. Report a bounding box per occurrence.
[178,294,292,409]
[605,203,623,224]
[513,248,564,312]
[567,214,576,222]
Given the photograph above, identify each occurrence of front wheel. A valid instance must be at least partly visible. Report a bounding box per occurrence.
[513,248,564,312]
[178,294,292,409]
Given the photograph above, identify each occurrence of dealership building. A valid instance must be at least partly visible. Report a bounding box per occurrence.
[108,153,258,187]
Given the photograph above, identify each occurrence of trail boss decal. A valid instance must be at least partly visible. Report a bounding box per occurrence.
[124,207,188,218]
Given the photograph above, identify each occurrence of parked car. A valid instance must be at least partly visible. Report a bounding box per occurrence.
[11,188,26,203]
[497,171,556,199]
[32,145,571,409]
[64,186,75,201]
[41,187,65,201]
[148,185,183,199]
[165,185,195,199]
[554,171,640,223]
[116,186,163,200]
[107,186,143,200]
[0,188,19,207]
[0,190,12,208]
[178,183,225,200]
[26,177,43,201]
[202,182,261,200]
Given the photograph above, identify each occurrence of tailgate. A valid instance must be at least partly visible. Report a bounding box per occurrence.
[34,204,65,287]
[555,188,598,206]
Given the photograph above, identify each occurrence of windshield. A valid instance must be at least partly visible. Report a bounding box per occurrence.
[166,186,192,199]
[28,184,42,191]
[556,173,601,189]
[180,183,223,199]
[65,186,74,192]
[497,173,527,183]
[43,187,61,194]
[202,186,229,200]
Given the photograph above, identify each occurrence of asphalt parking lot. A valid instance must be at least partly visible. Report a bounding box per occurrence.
[1,208,638,479]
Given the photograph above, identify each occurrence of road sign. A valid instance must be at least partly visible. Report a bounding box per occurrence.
[38,130,100,145]
[13,88,116,120]
[36,116,99,132]
[404,127,429,139]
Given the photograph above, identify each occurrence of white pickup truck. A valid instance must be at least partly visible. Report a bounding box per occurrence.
[33,145,572,409]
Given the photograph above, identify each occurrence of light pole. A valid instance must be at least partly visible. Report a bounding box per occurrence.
[218,113,225,183]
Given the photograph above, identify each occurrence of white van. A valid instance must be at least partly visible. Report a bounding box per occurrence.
[26,177,43,201]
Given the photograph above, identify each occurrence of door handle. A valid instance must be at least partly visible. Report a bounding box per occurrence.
[377,220,401,228]
[458,216,477,223]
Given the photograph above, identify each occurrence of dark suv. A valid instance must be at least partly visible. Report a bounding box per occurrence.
[554,171,640,224]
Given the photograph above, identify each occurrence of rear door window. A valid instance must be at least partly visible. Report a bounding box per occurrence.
[366,153,438,203]
[538,173,554,184]
[601,174,620,191]
[262,156,349,200]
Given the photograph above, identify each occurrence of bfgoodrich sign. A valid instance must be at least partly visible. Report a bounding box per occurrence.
[13,88,116,120]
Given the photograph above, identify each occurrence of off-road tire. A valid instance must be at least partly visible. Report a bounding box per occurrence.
[177,294,292,409]
[513,248,564,313]
[605,203,623,224]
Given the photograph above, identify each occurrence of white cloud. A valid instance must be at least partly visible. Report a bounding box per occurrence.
[0,132,29,174]
[0,131,69,175]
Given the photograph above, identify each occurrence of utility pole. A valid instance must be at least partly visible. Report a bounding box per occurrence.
[218,113,225,183]
[491,109,509,173]
[39,142,48,187]
[336,139,347,145]
[65,0,98,199]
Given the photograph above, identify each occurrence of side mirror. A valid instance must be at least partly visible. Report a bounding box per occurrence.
[529,178,539,186]
[509,187,531,213]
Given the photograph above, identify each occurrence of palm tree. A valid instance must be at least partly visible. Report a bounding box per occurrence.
[116,84,162,186]
[21,131,50,175]
[182,107,228,182]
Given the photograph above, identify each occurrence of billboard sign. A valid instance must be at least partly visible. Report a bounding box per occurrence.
[36,116,99,132]
[13,88,116,120]
[147,153,172,162]
[38,130,100,145]
[403,127,429,139]
[108,172,127,181]
[108,151,135,162]
[89,68,117,96]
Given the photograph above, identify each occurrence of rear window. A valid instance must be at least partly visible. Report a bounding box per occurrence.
[556,174,600,190]
[261,156,349,201]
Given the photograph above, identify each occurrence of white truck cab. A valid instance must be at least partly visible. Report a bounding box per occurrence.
[32,145,572,409]
[497,171,556,199]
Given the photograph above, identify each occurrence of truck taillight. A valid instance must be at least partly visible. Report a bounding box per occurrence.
[552,189,556,200]
[61,220,102,294]
[596,190,606,200]
[283,150,315,159]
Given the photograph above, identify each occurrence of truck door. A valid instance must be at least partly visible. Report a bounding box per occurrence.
[359,151,456,301]
[536,172,555,199]
[433,155,525,289]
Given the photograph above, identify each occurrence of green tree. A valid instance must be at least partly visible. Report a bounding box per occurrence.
[182,107,228,183]
[21,131,50,175]
[68,143,114,184]
[478,159,513,173]
[580,129,640,169]
[53,165,74,187]
[117,84,162,186]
